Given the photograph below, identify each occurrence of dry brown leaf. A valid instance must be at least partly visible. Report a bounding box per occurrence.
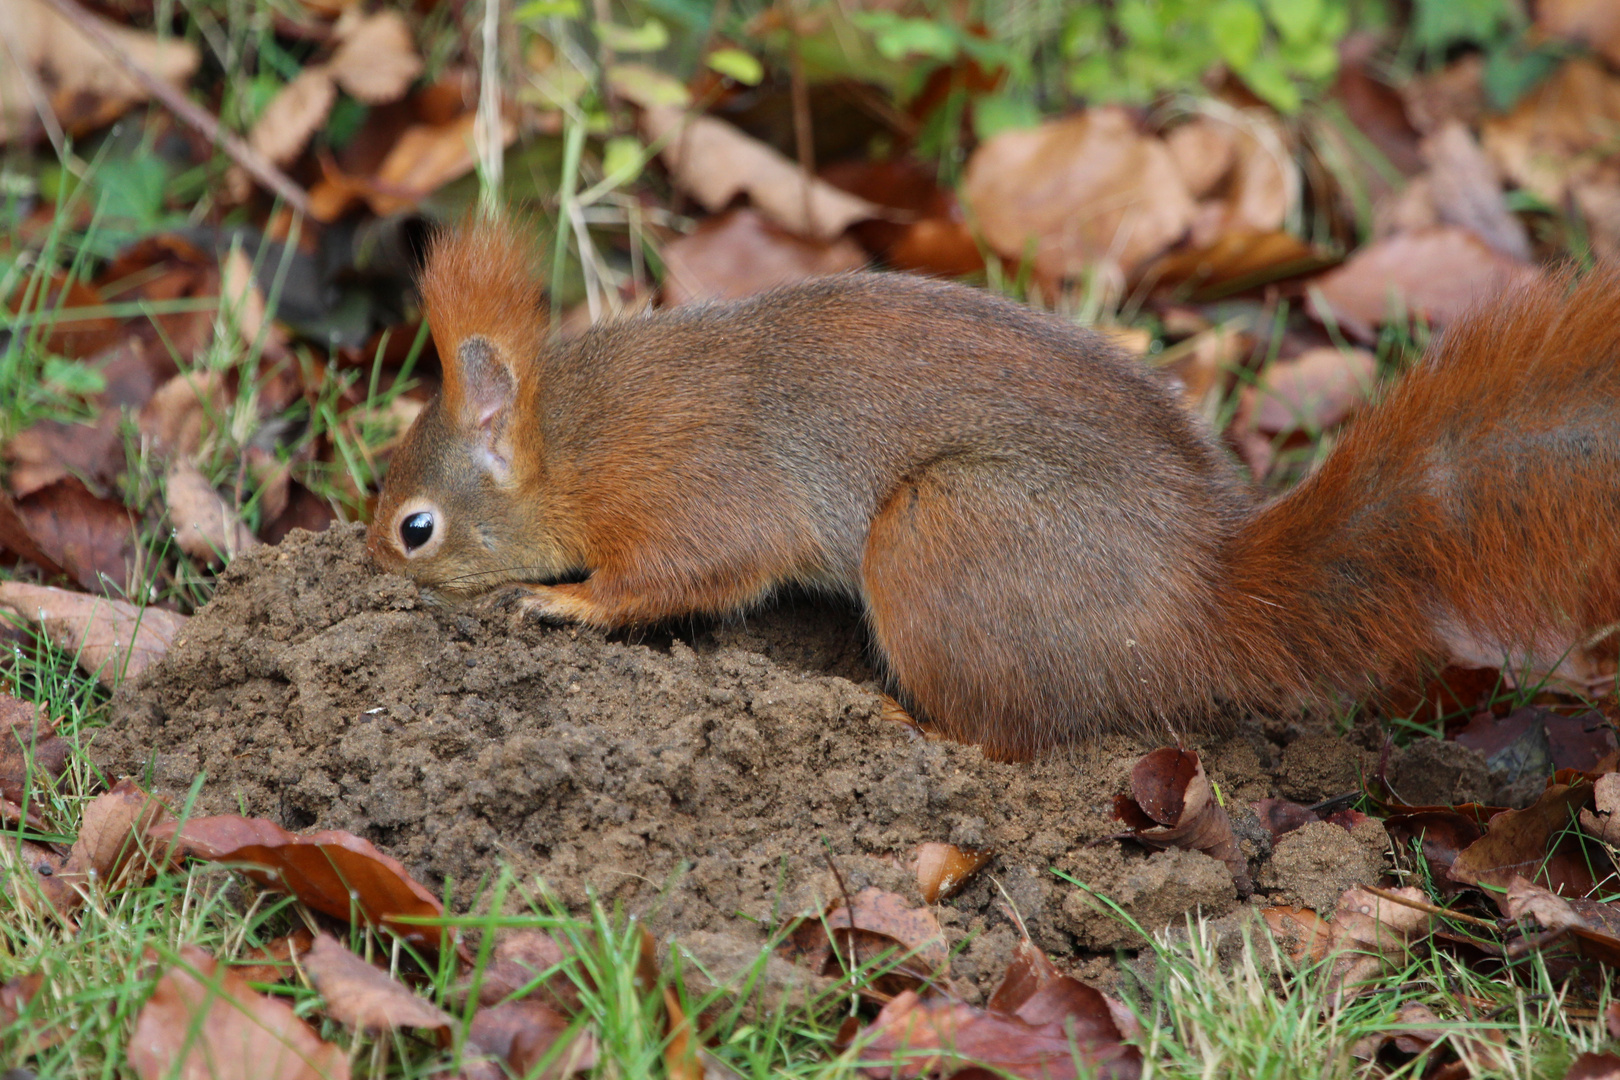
[663,987,701,1080]
[1505,874,1588,932]
[128,944,350,1080]
[641,105,881,242]
[1114,747,1251,894]
[68,777,169,886]
[1324,885,1433,1001]
[0,0,199,142]
[786,887,949,999]
[847,982,1141,1080]
[249,66,337,168]
[913,841,993,904]
[819,157,985,279]
[5,414,125,500]
[235,928,316,985]
[1538,0,1620,67]
[0,698,70,806]
[661,208,867,306]
[1569,1052,1620,1080]
[1144,229,1332,298]
[149,815,447,947]
[1165,118,1237,198]
[140,370,228,461]
[1306,225,1538,340]
[1176,112,1294,249]
[1349,1001,1447,1061]
[328,10,422,104]
[1579,772,1620,844]
[0,582,186,686]
[1481,58,1620,204]
[1421,121,1531,262]
[1402,55,1486,136]
[12,477,138,595]
[1572,166,1620,263]
[1449,782,1598,911]
[0,970,62,1055]
[474,930,578,1013]
[302,933,453,1040]
[0,486,67,578]
[365,111,514,217]
[309,107,515,221]
[1252,347,1377,434]
[2,838,74,912]
[1261,905,1334,963]
[23,778,170,914]
[219,245,291,354]
[963,107,1195,281]
[467,999,597,1078]
[165,459,260,564]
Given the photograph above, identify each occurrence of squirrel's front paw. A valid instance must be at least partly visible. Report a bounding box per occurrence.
[481,582,593,627]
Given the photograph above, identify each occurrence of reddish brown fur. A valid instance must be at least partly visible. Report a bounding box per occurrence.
[371,227,1620,760]
[1220,266,1620,707]
[417,219,547,423]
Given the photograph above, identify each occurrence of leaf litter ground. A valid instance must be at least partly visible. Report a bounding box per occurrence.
[99,523,1397,993]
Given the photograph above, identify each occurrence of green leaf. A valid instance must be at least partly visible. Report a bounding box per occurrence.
[1319,2,1350,43]
[324,96,369,150]
[515,0,583,18]
[1065,53,1118,97]
[1237,55,1301,112]
[1483,41,1561,110]
[606,63,690,108]
[1116,0,1164,47]
[1061,6,1109,57]
[705,47,763,85]
[972,92,1040,140]
[43,357,106,398]
[1263,0,1323,45]
[1210,0,1265,69]
[1279,37,1338,80]
[601,135,643,185]
[95,154,168,226]
[1409,0,1515,52]
[854,13,961,62]
[599,19,668,53]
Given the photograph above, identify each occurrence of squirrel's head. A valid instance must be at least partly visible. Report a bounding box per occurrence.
[367,223,578,595]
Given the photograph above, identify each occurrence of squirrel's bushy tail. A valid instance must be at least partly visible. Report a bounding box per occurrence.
[1219,266,1620,705]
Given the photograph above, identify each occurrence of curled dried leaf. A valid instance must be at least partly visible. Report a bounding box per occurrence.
[0,582,186,686]
[641,105,880,242]
[912,841,993,904]
[328,10,422,103]
[249,66,337,167]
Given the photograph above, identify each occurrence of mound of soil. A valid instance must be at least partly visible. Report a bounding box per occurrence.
[99,525,1398,989]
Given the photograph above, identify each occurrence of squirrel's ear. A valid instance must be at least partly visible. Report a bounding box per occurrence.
[447,335,518,481]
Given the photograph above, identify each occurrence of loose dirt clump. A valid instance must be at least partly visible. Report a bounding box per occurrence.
[98,525,1382,975]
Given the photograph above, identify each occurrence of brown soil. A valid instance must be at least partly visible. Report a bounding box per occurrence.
[99,525,1409,991]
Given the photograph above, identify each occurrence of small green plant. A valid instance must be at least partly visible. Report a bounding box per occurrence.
[1407,0,1570,109]
[1063,0,1348,114]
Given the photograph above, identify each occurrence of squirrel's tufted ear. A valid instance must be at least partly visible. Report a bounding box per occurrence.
[418,217,544,483]
[448,335,519,481]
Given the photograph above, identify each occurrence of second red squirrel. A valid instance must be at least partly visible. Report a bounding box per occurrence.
[367,222,1620,760]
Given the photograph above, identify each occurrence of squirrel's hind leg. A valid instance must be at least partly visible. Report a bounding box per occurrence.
[860,458,1215,759]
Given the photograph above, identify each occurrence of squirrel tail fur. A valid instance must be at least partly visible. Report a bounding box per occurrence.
[1216,266,1620,715]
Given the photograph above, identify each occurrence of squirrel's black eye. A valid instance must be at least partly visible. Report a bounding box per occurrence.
[400,511,435,551]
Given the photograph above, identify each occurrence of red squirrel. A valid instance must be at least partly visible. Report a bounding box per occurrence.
[367,221,1620,760]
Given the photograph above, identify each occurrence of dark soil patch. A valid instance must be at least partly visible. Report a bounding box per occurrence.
[99,525,1400,991]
